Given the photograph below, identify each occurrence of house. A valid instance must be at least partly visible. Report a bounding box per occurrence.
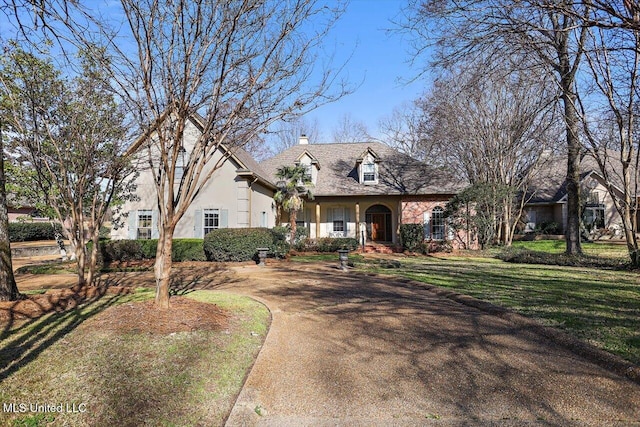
[260,137,468,248]
[522,151,632,236]
[111,115,277,240]
[114,123,469,249]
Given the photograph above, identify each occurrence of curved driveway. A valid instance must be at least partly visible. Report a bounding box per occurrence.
[223,262,640,426]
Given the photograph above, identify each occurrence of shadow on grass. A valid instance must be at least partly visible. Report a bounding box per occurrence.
[0,288,131,383]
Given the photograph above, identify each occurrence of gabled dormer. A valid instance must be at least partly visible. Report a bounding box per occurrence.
[295,150,320,185]
[356,148,380,184]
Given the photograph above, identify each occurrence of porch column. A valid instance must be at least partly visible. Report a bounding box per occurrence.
[315,203,321,240]
[355,202,360,239]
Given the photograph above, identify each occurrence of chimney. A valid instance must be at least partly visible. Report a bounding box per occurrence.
[299,134,309,145]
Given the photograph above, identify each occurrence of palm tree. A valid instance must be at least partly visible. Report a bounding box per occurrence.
[274,165,314,243]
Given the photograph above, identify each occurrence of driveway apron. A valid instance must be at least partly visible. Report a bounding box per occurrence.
[223,263,640,426]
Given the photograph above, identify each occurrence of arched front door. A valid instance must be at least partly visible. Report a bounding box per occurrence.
[365,204,392,242]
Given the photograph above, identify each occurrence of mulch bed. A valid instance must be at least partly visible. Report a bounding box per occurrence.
[83,296,229,335]
[0,285,133,322]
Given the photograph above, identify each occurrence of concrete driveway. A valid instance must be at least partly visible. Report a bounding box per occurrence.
[223,262,640,426]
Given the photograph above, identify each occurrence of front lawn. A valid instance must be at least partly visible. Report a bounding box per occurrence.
[0,289,269,427]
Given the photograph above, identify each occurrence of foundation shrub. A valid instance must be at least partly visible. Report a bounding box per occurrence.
[400,223,424,252]
[204,228,273,262]
[100,239,205,263]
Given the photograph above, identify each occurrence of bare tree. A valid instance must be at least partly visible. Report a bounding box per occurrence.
[112,0,348,309]
[377,101,433,160]
[268,116,321,155]
[577,4,640,265]
[420,55,561,245]
[332,113,372,143]
[400,0,590,254]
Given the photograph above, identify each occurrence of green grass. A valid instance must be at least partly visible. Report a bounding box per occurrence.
[356,254,640,365]
[0,289,269,427]
[511,240,630,259]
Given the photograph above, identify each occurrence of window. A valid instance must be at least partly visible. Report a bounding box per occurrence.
[362,162,376,183]
[329,207,347,234]
[175,146,187,181]
[431,206,445,240]
[203,209,220,236]
[583,205,605,231]
[586,191,600,205]
[137,210,153,240]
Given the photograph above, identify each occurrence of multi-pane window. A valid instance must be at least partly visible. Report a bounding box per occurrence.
[137,210,153,240]
[362,162,376,183]
[203,209,220,236]
[333,220,345,232]
[431,206,445,240]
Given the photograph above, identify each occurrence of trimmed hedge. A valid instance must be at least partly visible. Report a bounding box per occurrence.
[9,222,62,242]
[400,223,424,252]
[100,239,205,263]
[204,228,274,262]
[312,237,358,252]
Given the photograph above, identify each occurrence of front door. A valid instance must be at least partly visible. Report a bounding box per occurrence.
[371,213,386,241]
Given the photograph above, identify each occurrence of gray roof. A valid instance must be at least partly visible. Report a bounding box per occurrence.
[260,142,466,197]
[526,150,633,203]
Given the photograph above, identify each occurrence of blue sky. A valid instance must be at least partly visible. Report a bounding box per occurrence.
[306,0,427,141]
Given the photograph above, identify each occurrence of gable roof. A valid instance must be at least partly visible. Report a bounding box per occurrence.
[526,150,635,203]
[126,113,275,189]
[260,142,466,197]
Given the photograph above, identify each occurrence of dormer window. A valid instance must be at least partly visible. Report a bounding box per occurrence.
[362,162,376,183]
[357,148,380,184]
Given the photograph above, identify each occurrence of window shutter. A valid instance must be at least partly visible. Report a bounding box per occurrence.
[344,207,351,233]
[151,210,159,239]
[423,212,431,240]
[194,209,203,238]
[327,208,334,231]
[221,209,229,228]
[128,210,137,240]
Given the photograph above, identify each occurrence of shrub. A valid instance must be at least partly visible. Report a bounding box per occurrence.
[100,239,205,263]
[9,222,62,242]
[400,223,424,252]
[204,228,273,262]
[270,226,290,258]
[314,237,358,252]
[172,239,206,261]
[497,247,628,269]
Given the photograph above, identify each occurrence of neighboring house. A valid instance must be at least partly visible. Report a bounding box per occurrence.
[260,137,468,247]
[111,115,277,240]
[523,151,631,235]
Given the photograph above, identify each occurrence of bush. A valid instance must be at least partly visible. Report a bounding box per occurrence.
[497,247,628,269]
[172,239,206,261]
[100,239,205,263]
[270,226,290,258]
[313,237,358,252]
[204,228,273,262]
[9,222,62,242]
[400,223,424,252]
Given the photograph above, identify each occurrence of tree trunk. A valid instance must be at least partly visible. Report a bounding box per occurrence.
[154,227,174,309]
[86,231,101,287]
[0,126,19,301]
[559,63,583,255]
[289,210,298,244]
